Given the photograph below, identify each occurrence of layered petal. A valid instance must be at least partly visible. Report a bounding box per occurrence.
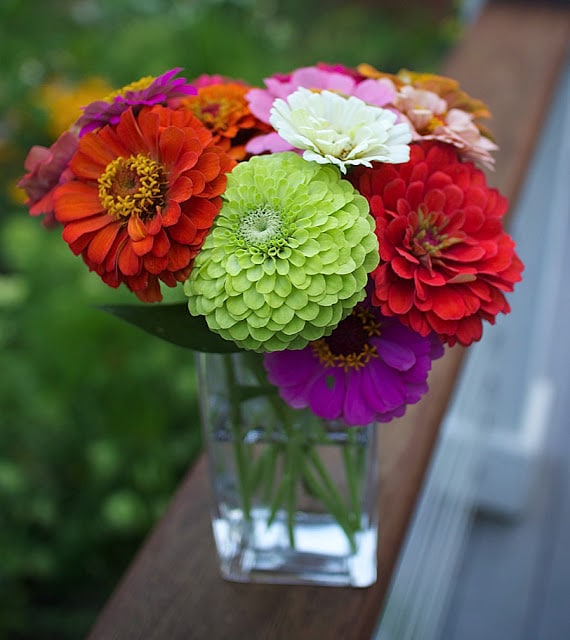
[264,300,443,426]
[185,152,379,352]
[76,68,197,135]
[53,105,236,301]
[178,81,272,161]
[18,130,79,227]
[351,142,523,345]
[269,88,411,174]
[245,64,398,155]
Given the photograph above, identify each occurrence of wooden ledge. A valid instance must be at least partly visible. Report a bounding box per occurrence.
[87,4,570,639]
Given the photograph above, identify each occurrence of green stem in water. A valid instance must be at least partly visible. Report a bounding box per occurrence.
[222,352,367,553]
[285,434,300,547]
[222,353,252,522]
[342,429,363,531]
[305,445,358,552]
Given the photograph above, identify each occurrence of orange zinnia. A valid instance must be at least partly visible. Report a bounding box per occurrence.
[180,83,272,160]
[54,105,236,302]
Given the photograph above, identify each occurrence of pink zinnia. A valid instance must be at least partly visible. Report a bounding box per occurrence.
[76,68,196,135]
[245,65,397,155]
[264,300,443,427]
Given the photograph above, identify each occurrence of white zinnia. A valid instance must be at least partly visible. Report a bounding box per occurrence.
[269,87,412,173]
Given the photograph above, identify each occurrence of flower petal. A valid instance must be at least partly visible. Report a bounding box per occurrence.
[55,183,103,221]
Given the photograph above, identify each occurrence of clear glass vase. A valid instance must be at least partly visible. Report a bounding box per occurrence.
[196,351,379,587]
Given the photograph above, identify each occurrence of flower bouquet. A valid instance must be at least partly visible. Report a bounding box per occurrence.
[19,64,523,587]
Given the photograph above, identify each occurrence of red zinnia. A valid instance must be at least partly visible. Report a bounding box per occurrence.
[54,105,236,302]
[351,142,523,346]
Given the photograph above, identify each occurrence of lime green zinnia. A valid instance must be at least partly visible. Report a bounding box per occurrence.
[185,152,379,352]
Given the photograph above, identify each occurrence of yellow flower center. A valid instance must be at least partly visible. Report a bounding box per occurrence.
[312,306,381,372]
[414,207,461,260]
[186,85,250,133]
[191,96,236,131]
[423,114,446,134]
[98,154,166,220]
[103,76,155,102]
[413,206,463,271]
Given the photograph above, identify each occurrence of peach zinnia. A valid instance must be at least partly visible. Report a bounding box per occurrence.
[351,142,523,346]
[358,65,498,169]
[54,105,235,302]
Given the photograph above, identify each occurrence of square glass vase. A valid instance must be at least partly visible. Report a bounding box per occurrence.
[197,351,379,588]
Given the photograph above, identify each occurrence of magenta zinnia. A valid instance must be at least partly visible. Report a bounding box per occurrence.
[351,142,523,346]
[76,68,196,135]
[53,105,235,302]
[264,300,443,426]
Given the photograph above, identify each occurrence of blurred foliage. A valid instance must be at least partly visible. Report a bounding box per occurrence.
[0,216,201,638]
[0,0,459,638]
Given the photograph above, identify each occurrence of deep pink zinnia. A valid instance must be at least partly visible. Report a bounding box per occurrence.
[75,68,196,135]
[315,62,365,81]
[18,129,78,227]
[190,73,248,89]
[264,301,443,427]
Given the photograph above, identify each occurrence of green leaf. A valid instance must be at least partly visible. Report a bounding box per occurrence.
[98,303,241,353]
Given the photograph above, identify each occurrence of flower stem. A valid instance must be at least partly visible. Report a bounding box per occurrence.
[221,352,367,552]
[285,435,300,547]
[305,445,358,552]
[222,353,252,522]
[342,429,363,530]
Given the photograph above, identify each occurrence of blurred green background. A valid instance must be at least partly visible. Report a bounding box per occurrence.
[0,1,458,637]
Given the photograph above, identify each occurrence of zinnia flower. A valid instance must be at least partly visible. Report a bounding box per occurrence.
[394,85,497,170]
[264,300,444,426]
[359,65,498,169]
[185,152,379,352]
[246,65,397,155]
[270,88,411,174]
[351,142,523,346]
[315,62,364,81]
[358,65,493,122]
[18,130,78,227]
[54,105,235,302]
[190,74,245,89]
[76,68,196,135]
[179,82,272,160]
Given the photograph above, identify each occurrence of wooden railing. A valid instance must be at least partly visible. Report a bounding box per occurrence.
[87,3,570,639]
